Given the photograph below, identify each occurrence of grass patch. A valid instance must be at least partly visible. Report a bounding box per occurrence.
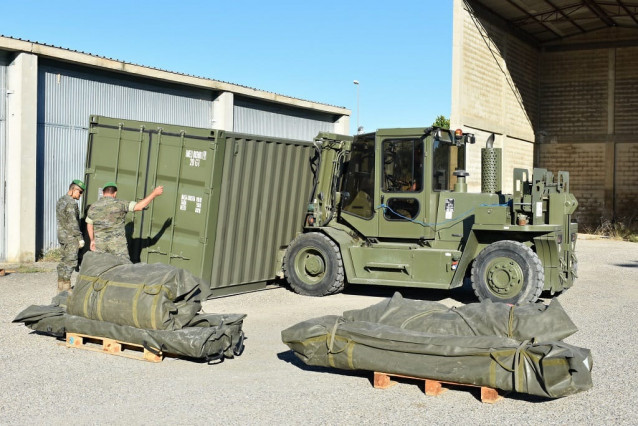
[41,247,63,262]
[14,265,46,273]
[582,217,638,243]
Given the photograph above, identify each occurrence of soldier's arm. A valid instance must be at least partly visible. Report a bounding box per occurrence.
[68,202,82,240]
[86,222,95,251]
[133,186,164,211]
[85,209,96,251]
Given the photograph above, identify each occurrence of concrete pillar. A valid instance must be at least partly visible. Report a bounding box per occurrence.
[212,91,234,131]
[334,114,350,135]
[604,48,616,220]
[6,52,37,262]
[450,0,464,130]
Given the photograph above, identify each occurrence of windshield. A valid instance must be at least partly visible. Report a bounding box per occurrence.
[341,135,375,219]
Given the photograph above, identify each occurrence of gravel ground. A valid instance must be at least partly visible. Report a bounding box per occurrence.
[1,236,637,425]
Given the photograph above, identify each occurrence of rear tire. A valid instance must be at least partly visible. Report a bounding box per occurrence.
[283,233,345,297]
[471,240,544,305]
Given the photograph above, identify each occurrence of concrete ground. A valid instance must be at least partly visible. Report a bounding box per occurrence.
[1,236,636,425]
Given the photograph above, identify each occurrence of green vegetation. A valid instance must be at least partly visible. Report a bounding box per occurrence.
[14,265,46,273]
[41,247,62,262]
[433,115,450,129]
[582,218,638,243]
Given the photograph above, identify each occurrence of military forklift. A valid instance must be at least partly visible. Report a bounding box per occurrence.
[283,127,578,304]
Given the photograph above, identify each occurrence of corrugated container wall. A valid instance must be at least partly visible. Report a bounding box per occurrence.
[36,60,216,255]
[84,116,315,295]
[209,132,315,291]
[0,53,7,259]
[234,97,336,141]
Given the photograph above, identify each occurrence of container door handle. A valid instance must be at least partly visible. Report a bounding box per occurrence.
[147,249,167,255]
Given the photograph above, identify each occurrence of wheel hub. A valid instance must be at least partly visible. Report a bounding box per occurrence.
[304,254,325,276]
[486,259,523,296]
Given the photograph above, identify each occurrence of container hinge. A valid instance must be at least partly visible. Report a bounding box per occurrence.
[85,167,96,174]
[209,142,218,150]
[199,237,208,244]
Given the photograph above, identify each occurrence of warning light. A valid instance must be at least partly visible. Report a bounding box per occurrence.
[454,129,463,140]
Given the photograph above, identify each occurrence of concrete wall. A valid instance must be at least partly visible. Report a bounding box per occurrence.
[454,1,638,230]
[537,42,638,228]
[452,0,537,194]
[5,53,38,262]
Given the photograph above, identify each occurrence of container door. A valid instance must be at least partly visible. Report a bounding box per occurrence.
[138,129,225,280]
[84,117,151,223]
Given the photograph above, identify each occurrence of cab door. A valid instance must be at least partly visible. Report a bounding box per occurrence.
[377,137,427,239]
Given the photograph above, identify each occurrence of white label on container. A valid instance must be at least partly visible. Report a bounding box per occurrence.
[535,201,543,217]
[185,150,207,167]
[180,194,203,214]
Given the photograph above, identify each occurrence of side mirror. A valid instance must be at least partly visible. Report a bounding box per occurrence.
[465,134,476,144]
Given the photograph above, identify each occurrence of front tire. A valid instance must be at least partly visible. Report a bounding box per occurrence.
[471,240,544,305]
[284,233,345,297]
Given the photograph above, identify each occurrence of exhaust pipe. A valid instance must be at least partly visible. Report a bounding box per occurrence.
[481,134,501,194]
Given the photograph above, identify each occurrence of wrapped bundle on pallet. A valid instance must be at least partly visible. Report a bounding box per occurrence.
[281,293,592,398]
[13,253,246,362]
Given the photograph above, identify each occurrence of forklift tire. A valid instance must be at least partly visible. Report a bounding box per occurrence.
[284,233,345,297]
[471,240,544,305]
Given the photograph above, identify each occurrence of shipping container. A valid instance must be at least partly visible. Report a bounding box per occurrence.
[83,115,315,295]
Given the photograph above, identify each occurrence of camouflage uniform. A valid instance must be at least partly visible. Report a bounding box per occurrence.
[56,194,83,281]
[86,197,137,260]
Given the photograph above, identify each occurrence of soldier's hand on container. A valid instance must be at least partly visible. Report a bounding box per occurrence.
[153,186,164,197]
[90,241,95,251]
[78,239,85,249]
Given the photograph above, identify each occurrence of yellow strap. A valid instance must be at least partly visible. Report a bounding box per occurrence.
[151,291,160,329]
[82,283,92,318]
[489,359,497,388]
[96,281,107,321]
[132,284,144,329]
[508,305,515,338]
[346,341,355,369]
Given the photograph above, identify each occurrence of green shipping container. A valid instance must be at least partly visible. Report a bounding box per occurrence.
[82,115,315,295]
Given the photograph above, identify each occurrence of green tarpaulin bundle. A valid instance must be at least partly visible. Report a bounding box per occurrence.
[68,252,209,330]
[281,293,593,398]
[14,293,245,362]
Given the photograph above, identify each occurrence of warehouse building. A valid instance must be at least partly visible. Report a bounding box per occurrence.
[0,36,350,262]
[452,0,638,230]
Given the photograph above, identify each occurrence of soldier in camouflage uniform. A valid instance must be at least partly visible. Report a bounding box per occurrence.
[56,179,86,292]
[86,181,164,260]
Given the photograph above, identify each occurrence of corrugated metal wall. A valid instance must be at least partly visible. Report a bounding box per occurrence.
[37,60,216,254]
[0,53,7,260]
[210,133,315,289]
[233,97,337,141]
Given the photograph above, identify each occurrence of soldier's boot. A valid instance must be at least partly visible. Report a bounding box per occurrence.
[61,280,73,294]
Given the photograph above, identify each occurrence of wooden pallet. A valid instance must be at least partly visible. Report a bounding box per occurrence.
[65,333,163,363]
[373,372,501,403]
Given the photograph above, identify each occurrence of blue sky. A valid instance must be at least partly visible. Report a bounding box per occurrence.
[0,1,453,135]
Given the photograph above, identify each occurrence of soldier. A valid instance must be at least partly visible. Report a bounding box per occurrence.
[86,182,164,260]
[56,179,86,293]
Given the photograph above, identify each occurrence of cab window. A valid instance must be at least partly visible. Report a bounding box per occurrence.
[341,135,375,219]
[383,197,420,221]
[382,138,423,193]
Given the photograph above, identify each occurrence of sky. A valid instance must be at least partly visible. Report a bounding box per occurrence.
[0,0,453,135]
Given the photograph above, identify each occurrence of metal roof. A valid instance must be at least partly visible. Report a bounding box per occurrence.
[469,0,638,45]
[0,34,349,115]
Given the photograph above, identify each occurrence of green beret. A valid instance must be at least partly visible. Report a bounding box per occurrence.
[103,181,118,190]
[72,179,86,191]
